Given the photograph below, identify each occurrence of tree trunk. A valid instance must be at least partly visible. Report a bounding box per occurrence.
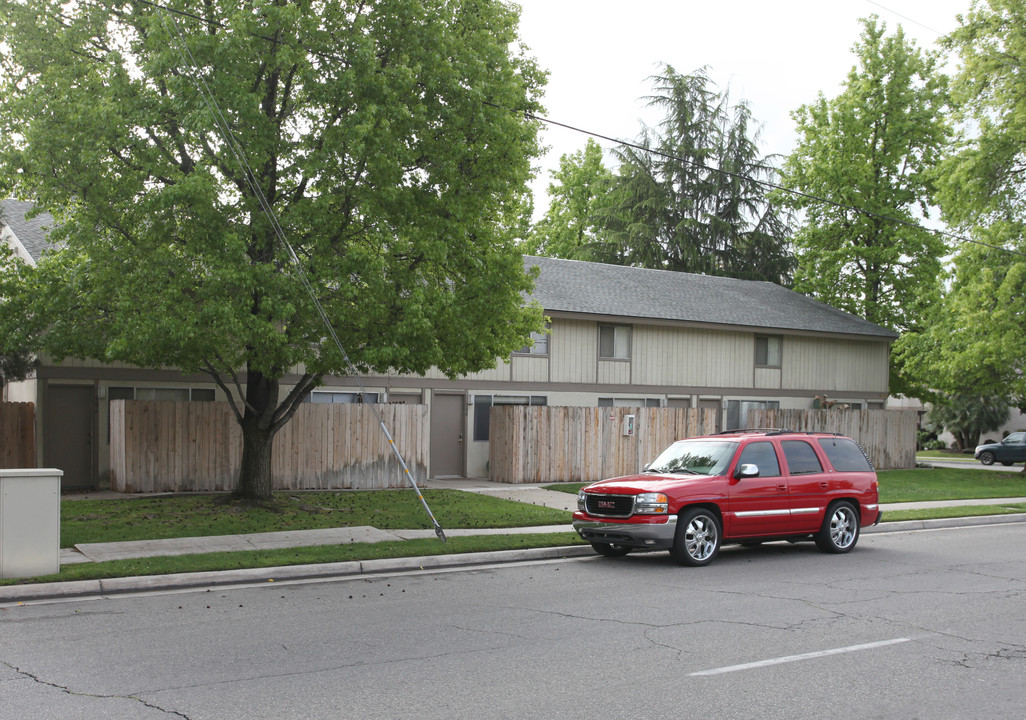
[234,369,280,500]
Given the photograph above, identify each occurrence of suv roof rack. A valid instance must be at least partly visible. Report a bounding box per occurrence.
[714,428,792,436]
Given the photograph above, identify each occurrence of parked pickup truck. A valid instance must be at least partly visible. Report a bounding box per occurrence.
[572,429,881,566]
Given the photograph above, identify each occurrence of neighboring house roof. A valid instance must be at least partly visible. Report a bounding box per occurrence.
[524,255,898,341]
[1,198,55,265]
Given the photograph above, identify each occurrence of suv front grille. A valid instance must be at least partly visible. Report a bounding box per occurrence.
[584,493,634,518]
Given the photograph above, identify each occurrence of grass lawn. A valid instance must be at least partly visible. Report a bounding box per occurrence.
[60,489,569,547]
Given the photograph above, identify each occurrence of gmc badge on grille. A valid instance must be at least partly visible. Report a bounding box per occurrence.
[598,501,615,509]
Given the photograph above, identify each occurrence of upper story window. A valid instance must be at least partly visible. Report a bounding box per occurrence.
[755,335,782,367]
[514,324,550,356]
[599,324,631,360]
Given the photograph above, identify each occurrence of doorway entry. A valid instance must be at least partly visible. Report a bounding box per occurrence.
[43,385,95,490]
[430,394,464,478]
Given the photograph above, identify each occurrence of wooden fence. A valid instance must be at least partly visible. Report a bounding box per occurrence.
[0,402,35,469]
[489,406,718,484]
[488,406,918,483]
[109,400,428,493]
[747,409,918,470]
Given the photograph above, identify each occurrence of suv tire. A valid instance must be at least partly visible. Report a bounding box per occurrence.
[815,501,860,554]
[671,507,721,566]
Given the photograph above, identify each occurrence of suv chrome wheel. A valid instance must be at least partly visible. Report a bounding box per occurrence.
[815,501,860,553]
[672,507,721,566]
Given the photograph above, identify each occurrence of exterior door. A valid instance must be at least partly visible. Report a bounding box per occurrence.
[726,440,791,537]
[430,394,464,478]
[43,385,95,490]
[698,398,720,432]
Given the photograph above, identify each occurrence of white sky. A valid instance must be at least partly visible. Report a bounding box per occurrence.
[514,0,971,217]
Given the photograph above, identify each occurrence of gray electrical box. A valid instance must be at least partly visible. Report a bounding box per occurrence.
[0,469,62,579]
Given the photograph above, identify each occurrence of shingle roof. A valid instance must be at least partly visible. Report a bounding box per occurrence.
[524,255,898,340]
[1,199,55,264]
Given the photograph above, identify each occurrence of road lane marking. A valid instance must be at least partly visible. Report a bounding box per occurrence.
[689,638,912,676]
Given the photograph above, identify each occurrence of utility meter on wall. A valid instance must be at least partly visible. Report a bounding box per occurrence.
[623,414,635,437]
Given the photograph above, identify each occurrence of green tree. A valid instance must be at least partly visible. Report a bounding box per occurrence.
[779,17,949,339]
[0,0,545,499]
[925,394,1010,451]
[896,0,1026,415]
[897,241,1026,409]
[0,244,36,388]
[522,139,613,260]
[597,66,793,284]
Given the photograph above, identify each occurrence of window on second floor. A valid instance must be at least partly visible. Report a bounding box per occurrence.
[514,324,551,356]
[599,324,631,360]
[755,335,782,367]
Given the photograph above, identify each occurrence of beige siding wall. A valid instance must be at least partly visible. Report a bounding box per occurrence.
[511,355,549,383]
[597,360,631,385]
[782,336,889,393]
[550,318,597,384]
[632,325,753,388]
[755,367,782,389]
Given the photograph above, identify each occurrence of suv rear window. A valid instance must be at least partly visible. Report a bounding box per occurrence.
[781,440,824,475]
[818,437,874,471]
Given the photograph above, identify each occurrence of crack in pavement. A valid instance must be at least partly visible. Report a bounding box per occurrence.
[2,660,191,719]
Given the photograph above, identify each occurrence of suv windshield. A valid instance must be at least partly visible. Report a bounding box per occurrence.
[646,440,738,476]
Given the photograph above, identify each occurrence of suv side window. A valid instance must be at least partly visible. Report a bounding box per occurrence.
[1006,432,1026,445]
[737,441,781,477]
[818,437,873,472]
[781,440,824,475]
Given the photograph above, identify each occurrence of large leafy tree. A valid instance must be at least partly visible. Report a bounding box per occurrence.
[779,17,949,340]
[897,0,1026,414]
[522,138,613,261]
[596,66,793,284]
[0,0,546,499]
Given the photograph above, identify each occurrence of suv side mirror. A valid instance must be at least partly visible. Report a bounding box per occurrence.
[735,463,760,479]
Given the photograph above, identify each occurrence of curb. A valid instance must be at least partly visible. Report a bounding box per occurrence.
[863,512,1026,535]
[0,545,596,604]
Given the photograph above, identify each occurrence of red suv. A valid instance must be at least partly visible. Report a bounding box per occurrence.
[572,430,881,566]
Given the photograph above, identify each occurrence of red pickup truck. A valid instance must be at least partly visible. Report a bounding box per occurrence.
[572,430,881,566]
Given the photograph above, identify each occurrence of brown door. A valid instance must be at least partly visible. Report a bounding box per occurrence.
[699,398,721,432]
[43,385,95,490]
[430,394,464,478]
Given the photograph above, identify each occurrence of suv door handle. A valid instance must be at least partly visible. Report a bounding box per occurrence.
[777,484,787,492]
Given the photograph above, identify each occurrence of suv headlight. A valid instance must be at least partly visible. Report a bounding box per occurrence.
[578,490,586,512]
[634,492,669,514]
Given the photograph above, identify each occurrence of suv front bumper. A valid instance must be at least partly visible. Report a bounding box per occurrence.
[572,514,677,550]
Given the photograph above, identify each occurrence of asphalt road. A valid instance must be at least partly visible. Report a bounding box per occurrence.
[2,524,1025,720]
